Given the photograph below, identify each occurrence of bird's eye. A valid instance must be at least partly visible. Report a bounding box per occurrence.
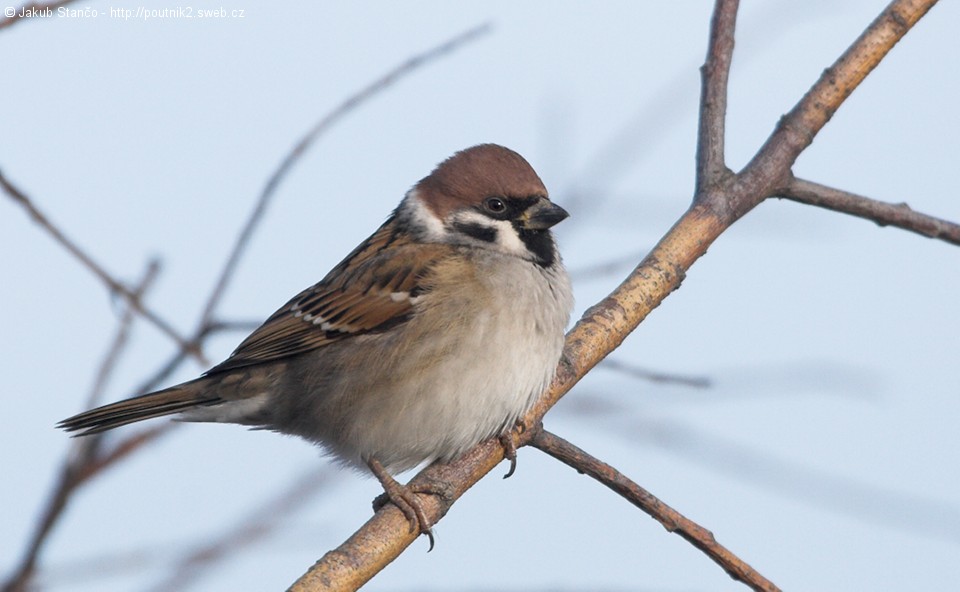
[484,197,506,213]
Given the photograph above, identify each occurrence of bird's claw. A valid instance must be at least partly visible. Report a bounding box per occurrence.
[368,459,438,551]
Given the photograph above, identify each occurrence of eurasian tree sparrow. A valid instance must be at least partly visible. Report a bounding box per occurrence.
[60,144,574,545]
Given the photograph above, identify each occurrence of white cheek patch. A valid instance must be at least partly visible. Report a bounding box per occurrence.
[490,219,528,257]
[451,209,491,228]
[402,189,448,241]
[451,210,531,258]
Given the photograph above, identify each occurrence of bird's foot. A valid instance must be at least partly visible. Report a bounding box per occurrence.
[368,459,451,551]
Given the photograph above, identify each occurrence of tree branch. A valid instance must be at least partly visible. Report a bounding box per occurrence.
[148,468,335,592]
[85,259,162,407]
[0,0,77,30]
[695,0,738,192]
[601,358,711,389]
[737,0,940,205]
[0,170,206,363]
[530,428,780,592]
[3,261,160,592]
[778,176,960,246]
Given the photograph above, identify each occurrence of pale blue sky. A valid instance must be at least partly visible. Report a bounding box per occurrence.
[2,2,958,590]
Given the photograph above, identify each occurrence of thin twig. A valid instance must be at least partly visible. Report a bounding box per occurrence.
[568,250,649,281]
[194,21,492,330]
[0,170,205,363]
[531,428,780,592]
[2,262,247,592]
[0,0,77,30]
[738,0,941,203]
[622,417,960,544]
[695,0,738,193]
[202,318,263,335]
[148,468,334,592]
[2,261,160,592]
[562,5,819,220]
[601,358,711,389]
[75,425,175,484]
[779,176,960,246]
[57,310,269,490]
[85,259,162,408]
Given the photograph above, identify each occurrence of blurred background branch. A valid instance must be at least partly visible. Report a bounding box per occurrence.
[0,171,206,362]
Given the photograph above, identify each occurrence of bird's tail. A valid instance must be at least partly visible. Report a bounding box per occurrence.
[58,379,220,436]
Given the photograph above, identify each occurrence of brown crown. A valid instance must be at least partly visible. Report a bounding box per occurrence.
[415,144,548,219]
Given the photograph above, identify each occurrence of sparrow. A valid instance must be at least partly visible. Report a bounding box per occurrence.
[59,143,573,546]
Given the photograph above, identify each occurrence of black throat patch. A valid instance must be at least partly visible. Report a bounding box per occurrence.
[515,224,557,267]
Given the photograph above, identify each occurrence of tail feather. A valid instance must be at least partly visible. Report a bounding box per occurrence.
[58,383,221,436]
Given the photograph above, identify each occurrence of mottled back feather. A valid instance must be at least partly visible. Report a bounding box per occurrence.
[207,217,450,374]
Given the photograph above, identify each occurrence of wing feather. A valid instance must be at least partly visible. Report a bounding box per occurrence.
[207,218,449,374]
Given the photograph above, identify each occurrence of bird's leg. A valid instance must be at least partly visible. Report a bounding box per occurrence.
[366,458,435,550]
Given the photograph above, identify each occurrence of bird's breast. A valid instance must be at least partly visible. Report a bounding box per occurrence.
[289,253,572,474]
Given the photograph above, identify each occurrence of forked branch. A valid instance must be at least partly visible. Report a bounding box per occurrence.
[737,0,940,203]
[288,0,944,590]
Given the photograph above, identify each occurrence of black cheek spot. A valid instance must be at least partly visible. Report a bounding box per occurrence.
[453,220,498,243]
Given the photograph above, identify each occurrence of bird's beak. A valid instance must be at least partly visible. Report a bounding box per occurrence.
[523,198,569,230]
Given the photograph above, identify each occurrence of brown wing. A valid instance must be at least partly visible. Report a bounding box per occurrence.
[207,218,449,374]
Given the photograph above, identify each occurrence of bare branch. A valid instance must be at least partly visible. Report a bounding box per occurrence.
[695,0,739,193]
[601,358,711,389]
[287,438,505,591]
[202,318,263,335]
[0,0,76,30]
[148,468,334,592]
[568,250,648,281]
[620,417,960,544]
[3,430,177,590]
[194,21,492,330]
[2,261,161,592]
[738,0,940,203]
[74,425,175,485]
[779,177,960,246]
[0,170,206,363]
[85,259,162,408]
[530,428,780,592]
